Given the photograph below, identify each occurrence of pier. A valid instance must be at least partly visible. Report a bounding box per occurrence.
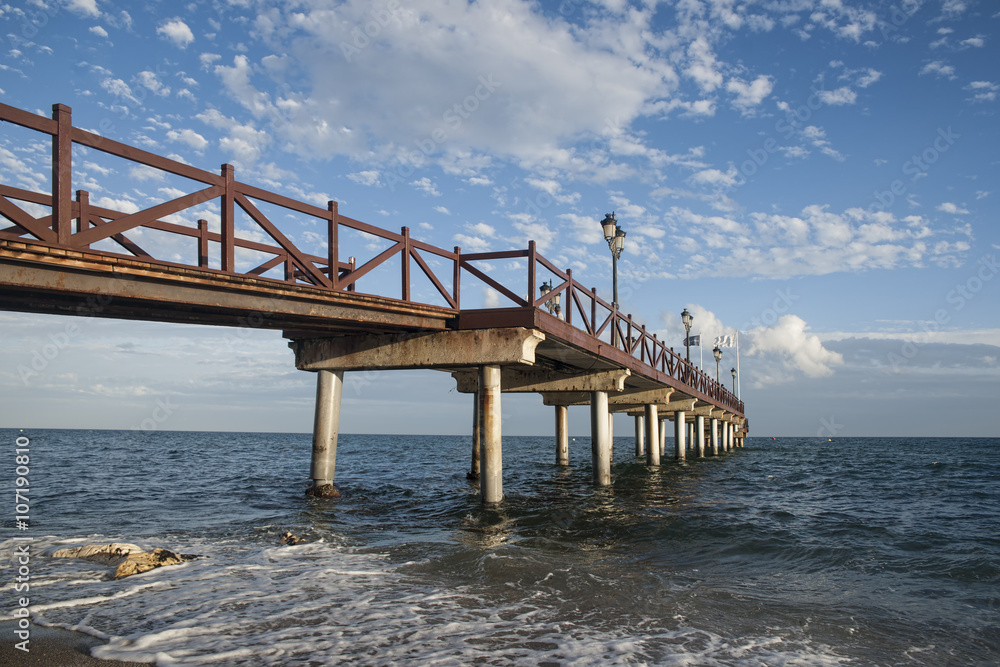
[0,102,746,503]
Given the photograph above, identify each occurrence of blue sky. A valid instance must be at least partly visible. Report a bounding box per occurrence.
[1,0,998,437]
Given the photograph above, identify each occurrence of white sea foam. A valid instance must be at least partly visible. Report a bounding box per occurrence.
[2,534,851,666]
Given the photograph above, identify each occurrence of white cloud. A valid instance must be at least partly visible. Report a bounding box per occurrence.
[433,206,450,215]
[965,81,998,103]
[689,167,739,188]
[136,71,170,97]
[748,315,845,380]
[195,108,270,166]
[67,0,100,18]
[937,202,969,215]
[158,19,194,49]
[960,36,985,48]
[684,37,724,92]
[819,86,857,105]
[347,170,380,187]
[920,61,956,79]
[411,177,441,197]
[726,75,774,113]
[236,1,672,179]
[166,128,208,151]
[89,26,108,38]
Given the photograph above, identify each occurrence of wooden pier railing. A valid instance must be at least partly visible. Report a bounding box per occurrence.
[0,102,744,415]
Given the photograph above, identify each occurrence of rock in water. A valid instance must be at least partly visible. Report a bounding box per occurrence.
[306,483,341,498]
[50,543,197,578]
[112,548,191,579]
[51,542,145,565]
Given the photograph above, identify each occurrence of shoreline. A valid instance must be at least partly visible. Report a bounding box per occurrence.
[0,622,151,666]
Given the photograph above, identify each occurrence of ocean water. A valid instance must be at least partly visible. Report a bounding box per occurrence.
[2,429,998,666]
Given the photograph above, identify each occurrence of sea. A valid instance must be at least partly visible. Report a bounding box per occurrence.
[2,429,998,666]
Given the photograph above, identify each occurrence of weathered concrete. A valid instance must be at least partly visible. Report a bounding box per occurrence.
[556,404,569,466]
[710,417,719,456]
[674,410,687,460]
[634,414,645,457]
[591,391,612,486]
[469,387,481,480]
[695,414,705,457]
[658,398,698,414]
[480,365,503,503]
[293,328,544,371]
[454,368,629,394]
[311,369,343,489]
[644,404,659,466]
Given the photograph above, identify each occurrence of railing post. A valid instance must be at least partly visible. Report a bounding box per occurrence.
[401,226,411,301]
[75,190,90,247]
[52,104,72,246]
[453,246,461,309]
[328,201,339,289]
[591,287,597,336]
[197,219,209,267]
[221,164,235,272]
[565,269,573,324]
[527,241,536,308]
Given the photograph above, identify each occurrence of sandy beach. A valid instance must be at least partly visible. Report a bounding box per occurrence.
[1,623,150,667]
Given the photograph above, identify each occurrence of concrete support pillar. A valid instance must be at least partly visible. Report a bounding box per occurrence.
[480,365,503,503]
[469,387,481,480]
[660,419,667,458]
[688,422,695,453]
[710,417,719,456]
[644,404,659,466]
[555,404,569,466]
[721,421,729,452]
[591,391,612,486]
[608,412,614,461]
[311,369,343,488]
[634,414,645,457]
[674,411,687,460]
[695,415,705,458]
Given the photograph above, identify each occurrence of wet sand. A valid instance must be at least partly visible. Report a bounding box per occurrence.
[0,623,151,666]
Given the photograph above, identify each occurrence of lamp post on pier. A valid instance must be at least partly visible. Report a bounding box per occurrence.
[681,308,693,363]
[713,345,722,383]
[539,280,561,319]
[600,212,625,348]
[731,367,737,394]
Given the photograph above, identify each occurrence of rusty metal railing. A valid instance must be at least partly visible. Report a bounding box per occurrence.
[0,102,743,415]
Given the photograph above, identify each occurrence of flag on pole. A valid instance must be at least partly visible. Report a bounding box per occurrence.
[713,334,736,348]
[683,334,701,347]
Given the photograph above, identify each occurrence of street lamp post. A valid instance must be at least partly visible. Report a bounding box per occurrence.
[600,213,625,348]
[730,367,737,394]
[539,280,561,319]
[681,308,693,363]
[713,346,722,383]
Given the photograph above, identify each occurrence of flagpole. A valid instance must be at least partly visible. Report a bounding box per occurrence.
[735,330,741,399]
[699,333,703,369]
